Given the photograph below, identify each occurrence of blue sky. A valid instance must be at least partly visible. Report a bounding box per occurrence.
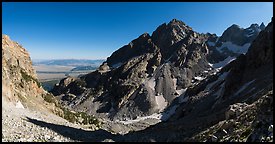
[2,2,273,60]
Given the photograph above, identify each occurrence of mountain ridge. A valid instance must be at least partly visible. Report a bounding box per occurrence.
[51,18,266,124]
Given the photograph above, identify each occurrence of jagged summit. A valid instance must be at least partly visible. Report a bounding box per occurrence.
[49,18,273,141]
[3,16,273,142]
[140,32,150,38]
[229,24,242,29]
[52,18,211,121]
[168,18,186,25]
[260,22,266,30]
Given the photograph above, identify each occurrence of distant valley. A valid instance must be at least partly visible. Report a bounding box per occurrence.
[2,18,273,142]
[32,59,104,91]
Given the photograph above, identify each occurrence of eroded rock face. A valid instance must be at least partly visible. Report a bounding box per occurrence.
[2,34,48,110]
[222,19,273,99]
[206,23,264,64]
[51,18,272,127]
[117,20,273,142]
[217,23,263,46]
[51,19,213,120]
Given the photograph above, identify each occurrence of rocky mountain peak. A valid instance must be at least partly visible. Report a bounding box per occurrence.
[260,22,266,30]
[229,24,242,29]
[106,32,157,67]
[216,22,264,47]
[51,18,213,121]
[151,19,195,60]
[141,32,150,37]
[247,23,262,33]
[222,19,273,99]
[223,24,242,33]
[246,19,273,68]
[168,18,186,26]
[249,23,259,28]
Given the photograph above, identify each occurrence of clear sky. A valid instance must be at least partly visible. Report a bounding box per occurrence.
[2,2,273,60]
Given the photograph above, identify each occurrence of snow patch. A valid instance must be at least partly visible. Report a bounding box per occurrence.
[116,91,188,125]
[205,71,229,91]
[216,42,251,54]
[234,79,256,96]
[213,82,225,99]
[112,62,123,68]
[180,96,189,103]
[210,56,236,69]
[194,76,205,81]
[208,62,213,67]
[15,101,24,109]
[116,104,180,124]
[207,41,216,46]
[178,91,188,103]
[246,33,255,37]
[176,88,187,96]
[116,113,162,125]
[160,105,178,121]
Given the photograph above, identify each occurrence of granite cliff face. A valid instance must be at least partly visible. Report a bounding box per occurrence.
[51,19,269,124]
[2,17,272,142]
[2,34,47,110]
[51,19,214,120]
[206,23,264,64]
[50,18,272,142]
[121,19,273,142]
[2,35,102,142]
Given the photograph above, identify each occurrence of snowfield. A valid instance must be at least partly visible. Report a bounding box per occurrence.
[217,42,251,54]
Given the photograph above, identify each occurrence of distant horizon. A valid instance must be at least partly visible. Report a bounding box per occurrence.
[2,2,273,60]
[31,58,106,61]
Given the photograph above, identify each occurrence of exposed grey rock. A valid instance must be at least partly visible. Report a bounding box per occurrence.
[51,19,213,121]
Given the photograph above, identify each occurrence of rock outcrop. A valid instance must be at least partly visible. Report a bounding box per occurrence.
[51,19,213,120]
[3,17,272,142]
[2,35,102,142]
[51,19,270,124]
[2,34,48,110]
[206,23,265,64]
[119,19,273,142]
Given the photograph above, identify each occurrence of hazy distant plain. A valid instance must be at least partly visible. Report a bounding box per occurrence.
[34,64,95,81]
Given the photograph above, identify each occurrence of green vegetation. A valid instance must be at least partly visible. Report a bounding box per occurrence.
[20,69,41,87]
[41,93,101,128]
[18,94,27,104]
[42,93,57,104]
[240,127,252,139]
[75,79,87,87]
[60,107,101,127]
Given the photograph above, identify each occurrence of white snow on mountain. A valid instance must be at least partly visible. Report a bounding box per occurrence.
[234,79,256,96]
[112,62,123,68]
[217,41,251,54]
[207,41,216,46]
[210,56,236,69]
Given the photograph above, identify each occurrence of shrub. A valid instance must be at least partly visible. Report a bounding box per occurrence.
[20,69,41,87]
[42,93,56,104]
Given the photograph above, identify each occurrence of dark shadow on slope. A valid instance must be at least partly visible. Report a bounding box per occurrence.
[26,117,123,142]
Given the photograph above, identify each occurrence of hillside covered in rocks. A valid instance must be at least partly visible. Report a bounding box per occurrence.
[2,35,101,142]
[2,17,273,142]
[51,18,268,123]
[121,18,273,142]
